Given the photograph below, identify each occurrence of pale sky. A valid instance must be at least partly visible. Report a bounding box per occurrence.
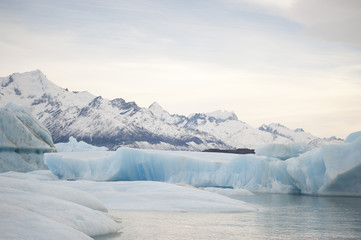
[1,0,361,138]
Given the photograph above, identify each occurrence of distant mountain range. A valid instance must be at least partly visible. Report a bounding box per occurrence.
[0,70,342,151]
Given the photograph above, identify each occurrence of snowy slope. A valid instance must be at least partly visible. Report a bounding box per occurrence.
[259,123,342,147]
[0,70,341,150]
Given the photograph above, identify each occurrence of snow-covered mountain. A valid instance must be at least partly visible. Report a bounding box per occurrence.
[0,70,342,150]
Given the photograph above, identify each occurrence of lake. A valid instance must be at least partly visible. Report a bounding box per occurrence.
[95,194,361,240]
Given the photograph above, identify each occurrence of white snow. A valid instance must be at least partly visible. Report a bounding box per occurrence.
[204,110,238,121]
[45,131,361,196]
[148,101,175,123]
[0,70,95,119]
[1,70,339,151]
[55,136,108,152]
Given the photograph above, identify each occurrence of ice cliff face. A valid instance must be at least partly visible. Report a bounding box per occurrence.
[44,131,361,196]
[0,70,342,150]
[0,104,56,172]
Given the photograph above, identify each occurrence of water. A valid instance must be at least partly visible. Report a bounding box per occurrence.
[96,194,361,240]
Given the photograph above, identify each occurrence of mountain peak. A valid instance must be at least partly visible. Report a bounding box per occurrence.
[12,69,45,79]
[1,70,341,151]
[149,101,163,111]
[259,123,291,134]
[10,69,53,88]
[148,102,172,121]
[30,69,44,75]
[0,70,57,100]
[205,110,238,121]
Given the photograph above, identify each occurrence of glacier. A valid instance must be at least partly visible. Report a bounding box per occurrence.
[0,104,56,173]
[45,131,361,196]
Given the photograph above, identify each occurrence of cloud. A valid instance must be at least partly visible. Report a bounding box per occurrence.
[239,0,361,46]
[225,0,297,10]
[287,0,361,46]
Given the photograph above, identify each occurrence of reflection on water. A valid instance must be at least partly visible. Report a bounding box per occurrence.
[95,194,361,240]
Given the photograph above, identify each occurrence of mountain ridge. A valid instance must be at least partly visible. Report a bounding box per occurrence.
[0,70,342,151]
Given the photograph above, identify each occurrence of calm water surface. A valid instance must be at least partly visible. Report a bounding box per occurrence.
[96,194,361,240]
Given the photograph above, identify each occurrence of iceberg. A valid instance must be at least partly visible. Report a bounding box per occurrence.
[42,150,280,192]
[45,131,361,196]
[55,136,108,152]
[0,170,255,239]
[50,180,256,212]
[0,104,56,172]
[0,175,107,212]
[255,142,310,160]
[0,204,93,240]
[344,131,361,143]
[46,149,292,193]
[0,174,119,239]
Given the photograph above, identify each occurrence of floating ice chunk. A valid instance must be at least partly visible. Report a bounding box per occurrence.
[5,103,55,148]
[53,180,256,212]
[45,151,119,180]
[45,130,361,196]
[286,149,326,194]
[203,187,254,197]
[0,203,92,240]
[0,169,59,181]
[0,175,107,211]
[55,136,108,152]
[1,171,256,213]
[0,104,56,172]
[0,152,47,173]
[320,134,361,195]
[286,132,361,196]
[1,104,55,151]
[344,131,361,143]
[256,142,310,160]
[45,148,296,193]
[0,175,119,238]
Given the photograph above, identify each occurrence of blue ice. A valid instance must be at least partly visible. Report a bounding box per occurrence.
[45,131,361,196]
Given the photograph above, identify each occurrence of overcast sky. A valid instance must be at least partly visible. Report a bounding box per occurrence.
[1,0,361,138]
